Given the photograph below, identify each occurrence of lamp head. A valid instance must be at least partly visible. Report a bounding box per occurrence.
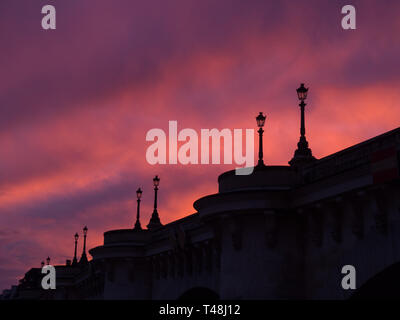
[256,112,266,128]
[153,175,160,187]
[136,187,143,199]
[296,83,308,101]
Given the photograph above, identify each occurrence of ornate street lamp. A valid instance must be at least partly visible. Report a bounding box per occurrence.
[134,187,143,230]
[297,83,308,101]
[153,176,160,215]
[147,175,162,229]
[83,226,87,250]
[79,226,88,264]
[296,83,308,137]
[72,232,79,265]
[256,112,266,166]
[289,83,316,167]
[153,175,160,188]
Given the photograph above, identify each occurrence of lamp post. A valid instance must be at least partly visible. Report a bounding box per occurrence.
[46,256,50,265]
[297,83,308,138]
[79,226,88,264]
[82,226,87,253]
[147,175,162,229]
[134,188,143,230]
[256,112,266,166]
[72,233,79,265]
[289,83,315,167]
[153,175,159,212]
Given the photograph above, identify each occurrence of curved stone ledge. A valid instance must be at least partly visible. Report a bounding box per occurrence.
[193,189,290,218]
[103,229,151,245]
[218,165,298,193]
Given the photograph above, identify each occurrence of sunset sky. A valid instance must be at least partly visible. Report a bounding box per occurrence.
[1,0,400,290]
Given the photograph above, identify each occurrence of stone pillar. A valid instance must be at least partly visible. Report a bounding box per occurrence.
[327,198,344,243]
[264,211,278,248]
[228,217,244,251]
[371,188,389,235]
[350,191,365,239]
[309,205,324,247]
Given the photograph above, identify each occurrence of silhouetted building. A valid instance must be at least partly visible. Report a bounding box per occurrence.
[85,126,400,299]
[4,85,400,299]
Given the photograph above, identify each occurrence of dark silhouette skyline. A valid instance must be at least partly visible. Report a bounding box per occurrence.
[2,100,400,299]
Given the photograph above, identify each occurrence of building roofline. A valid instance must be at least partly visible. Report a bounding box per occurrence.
[309,126,400,165]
